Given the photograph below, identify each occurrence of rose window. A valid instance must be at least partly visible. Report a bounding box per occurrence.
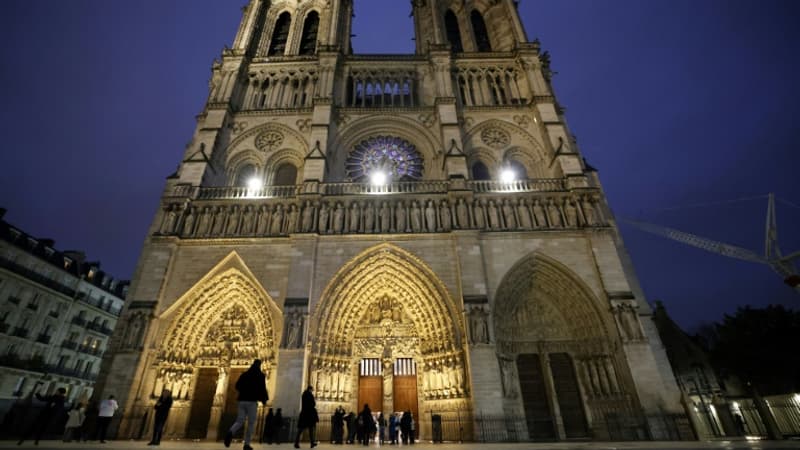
[345,136,424,182]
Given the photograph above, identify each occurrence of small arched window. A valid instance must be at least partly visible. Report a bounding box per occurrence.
[235,164,258,187]
[471,10,492,52]
[508,160,528,179]
[299,11,320,55]
[268,12,292,56]
[471,161,490,180]
[273,163,298,186]
[444,10,463,53]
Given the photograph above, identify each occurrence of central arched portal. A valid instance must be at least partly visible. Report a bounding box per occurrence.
[311,244,470,439]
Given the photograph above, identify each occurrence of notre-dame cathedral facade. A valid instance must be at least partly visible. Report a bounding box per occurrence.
[95,0,689,442]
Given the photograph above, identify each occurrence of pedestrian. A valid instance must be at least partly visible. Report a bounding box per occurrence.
[345,411,357,444]
[400,411,411,444]
[262,408,274,444]
[17,387,68,445]
[224,359,269,450]
[331,406,344,444]
[148,389,173,446]
[388,413,398,444]
[377,412,386,444]
[358,404,374,446]
[82,400,99,441]
[63,402,85,442]
[734,412,746,436]
[274,408,283,444]
[408,411,415,444]
[294,385,318,448]
[95,394,119,443]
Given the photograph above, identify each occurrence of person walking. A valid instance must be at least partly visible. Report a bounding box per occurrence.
[95,395,119,443]
[63,402,85,442]
[148,389,173,446]
[224,360,269,450]
[294,385,318,448]
[388,413,398,445]
[358,404,374,446]
[17,387,68,445]
[377,412,386,445]
[400,411,411,445]
[345,411,357,444]
[261,408,274,444]
[274,408,284,444]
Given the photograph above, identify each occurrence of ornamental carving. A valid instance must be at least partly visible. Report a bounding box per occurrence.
[255,131,284,152]
[481,127,510,149]
[345,136,424,182]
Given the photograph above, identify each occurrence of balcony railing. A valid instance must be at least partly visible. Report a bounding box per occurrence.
[86,322,114,336]
[321,180,451,196]
[61,340,78,350]
[71,317,87,327]
[468,179,566,193]
[0,256,78,298]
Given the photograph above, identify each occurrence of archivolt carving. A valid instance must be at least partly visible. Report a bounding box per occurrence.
[493,252,613,343]
[157,255,282,368]
[465,119,553,179]
[225,123,309,175]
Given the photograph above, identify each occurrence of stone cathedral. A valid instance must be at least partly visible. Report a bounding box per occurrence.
[95,0,689,442]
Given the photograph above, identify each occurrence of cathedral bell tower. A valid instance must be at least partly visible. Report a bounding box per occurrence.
[96,0,690,444]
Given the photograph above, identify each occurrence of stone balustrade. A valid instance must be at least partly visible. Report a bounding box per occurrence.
[157,181,605,239]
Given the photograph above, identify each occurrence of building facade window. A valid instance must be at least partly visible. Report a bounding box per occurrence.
[444,10,463,53]
[299,11,320,55]
[268,12,292,56]
[471,10,492,52]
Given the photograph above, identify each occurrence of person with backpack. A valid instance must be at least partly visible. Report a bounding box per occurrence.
[223,360,269,450]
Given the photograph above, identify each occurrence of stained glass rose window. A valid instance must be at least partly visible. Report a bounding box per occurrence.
[345,136,424,182]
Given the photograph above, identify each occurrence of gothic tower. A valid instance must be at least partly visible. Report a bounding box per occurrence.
[96,0,690,442]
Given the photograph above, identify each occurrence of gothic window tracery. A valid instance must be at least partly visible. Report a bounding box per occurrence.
[470,11,492,52]
[273,163,298,186]
[268,12,292,56]
[345,136,424,182]
[299,11,320,55]
[235,164,258,188]
[471,161,490,180]
[444,10,464,53]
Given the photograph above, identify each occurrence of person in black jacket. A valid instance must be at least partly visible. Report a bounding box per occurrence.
[17,387,68,445]
[294,385,318,448]
[148,389,173,446]
[224,360,269,450]
[358,404,374,446]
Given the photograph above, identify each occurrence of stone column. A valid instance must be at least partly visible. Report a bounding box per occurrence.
[383,358,394,415]
[540,352,566,440]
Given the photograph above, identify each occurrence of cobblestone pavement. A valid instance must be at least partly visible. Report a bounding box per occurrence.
[2,440,799,450]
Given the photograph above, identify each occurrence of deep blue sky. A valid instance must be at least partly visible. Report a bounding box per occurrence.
[1,1,798,330]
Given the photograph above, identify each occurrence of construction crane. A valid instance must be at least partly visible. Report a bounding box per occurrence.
[622,193,800,294]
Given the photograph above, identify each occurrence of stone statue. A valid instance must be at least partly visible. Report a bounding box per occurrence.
[395,201,407,232]
[517,199,532,229]
[318,202,330,234]
[270,204,284,235]
[196,207,211,236]
[286,204,299,233]
[333,203,344,233]
[547,200,562,227]
[487,200,501,230]
[286,314,300,348]
[410,201,422,232]
[440,200,452,231]
[161,206,177,235]
[582,197,597,225]
[502,199,516,229]
[241,206,255,235]
[532,200,547,228]
[425,200,437,232]
[182,207,196,236]
[456,198,469,229]
[363,201,375,233]
[564,199,578,227]
[473,200,486,229]
[470,307,489,344]
[349,202,360,233]
[619,305,644,340]
[500,358,518,398]
[256,205,270,235]
[301,201,314,232]
[226,206,240,236]
[212,207,226,236]
[379,201,391,233]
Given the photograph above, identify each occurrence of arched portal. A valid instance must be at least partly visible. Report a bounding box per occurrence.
[141,253,282,440]
[493,252,641,440]
[311,244,469,438]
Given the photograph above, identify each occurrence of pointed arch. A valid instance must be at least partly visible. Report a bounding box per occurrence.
[470,10,492,52]
[312,243,464,355]
[299,11,320,55]
[158,252,283,366]
[493,252,613,343]
[268,12,292,56]
[444,10,464,53]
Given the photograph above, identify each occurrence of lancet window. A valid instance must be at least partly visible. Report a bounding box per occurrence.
[299,12,320,56]
[471,11,492,52]
[273,163,298,186]
[346,70,417,107]
[444,10,464,53]
[235,164,258,187]
[268,12,292,56]
[246,69,318,109]
[471,161,490,180]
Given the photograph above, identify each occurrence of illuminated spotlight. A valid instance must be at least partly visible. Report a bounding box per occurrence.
[247,177,262,190]
[370,171,388,186]
[500,168,516,183]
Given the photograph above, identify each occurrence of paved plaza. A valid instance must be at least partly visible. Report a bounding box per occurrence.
[2,440,800,450]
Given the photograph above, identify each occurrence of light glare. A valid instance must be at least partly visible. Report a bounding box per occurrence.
[500,168,516,183]
[247,177,261,190]
[370,171,388,186]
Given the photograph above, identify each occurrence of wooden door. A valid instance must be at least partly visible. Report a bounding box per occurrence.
[186,368,217,439]
[517,354,555,440]
[393,376,418,418]
[218,368,246,439]
[358,376,383,412]
[550,353,588,438]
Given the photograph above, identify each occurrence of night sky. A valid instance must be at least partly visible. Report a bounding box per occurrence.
[1,1,798,331]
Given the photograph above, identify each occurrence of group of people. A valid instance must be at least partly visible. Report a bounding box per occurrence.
[14,388,119,446]
[330,406,415,445]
